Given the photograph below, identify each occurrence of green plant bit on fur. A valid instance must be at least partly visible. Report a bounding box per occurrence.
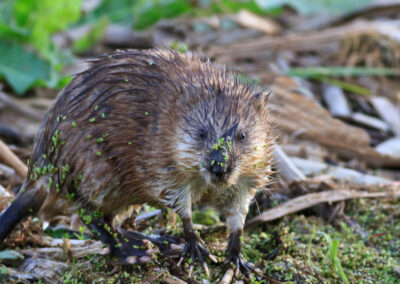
[89,117,96,123]
[212,137,226,151]
[97,137,104,143]
[96,151,102,156]
[227,141,232,151]
[48,177,53,188]
[52,130,60,147]
[94,105,99,111]
[93,210,103,218]
[71,121,77,127]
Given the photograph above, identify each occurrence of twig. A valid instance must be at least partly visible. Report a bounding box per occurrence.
[0,140,28,178]
[273,145,306,183]
[291,157,391,186]
[0,91,43,121]
[246,188,400,227]
[0,163,16,179]
[220,268,234,284]
[210,20,400,60]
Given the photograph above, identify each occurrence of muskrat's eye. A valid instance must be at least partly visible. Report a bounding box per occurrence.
[199,129,207,138]
[239,132,246,142]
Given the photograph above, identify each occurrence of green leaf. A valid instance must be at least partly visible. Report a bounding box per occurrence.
[73,17,109,53]
[0,42,50,94]
[256,0,373,15]
[81,0,136,25]
[0,265,7,274]
[133,0,193,30]
[13,0,82,58]
[209,0,266,14]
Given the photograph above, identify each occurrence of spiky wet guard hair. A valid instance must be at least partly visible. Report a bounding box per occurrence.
[21,49,274,220]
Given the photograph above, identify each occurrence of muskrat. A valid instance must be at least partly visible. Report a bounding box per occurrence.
[0,49,274,275]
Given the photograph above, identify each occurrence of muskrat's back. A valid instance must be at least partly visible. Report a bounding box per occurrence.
[27,50,197,216]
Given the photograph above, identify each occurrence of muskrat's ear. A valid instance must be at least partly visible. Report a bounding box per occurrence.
[252,90,271,111]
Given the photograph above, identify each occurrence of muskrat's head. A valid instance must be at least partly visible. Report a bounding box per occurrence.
[173,79,273,189]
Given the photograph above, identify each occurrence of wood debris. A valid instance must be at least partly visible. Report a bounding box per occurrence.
[233,10,280,35]
[247,187,400,227]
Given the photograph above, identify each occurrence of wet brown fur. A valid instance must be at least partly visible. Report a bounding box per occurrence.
[2,50,274,263]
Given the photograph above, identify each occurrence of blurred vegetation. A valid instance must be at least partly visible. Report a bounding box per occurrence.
[0,0,371,95]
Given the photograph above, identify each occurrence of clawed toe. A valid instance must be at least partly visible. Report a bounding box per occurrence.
[224,253,254,276]
[177,239,216,277]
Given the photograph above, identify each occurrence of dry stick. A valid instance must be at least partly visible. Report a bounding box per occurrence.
[0,91,43,121]
[210,20,400,60]
[0,140,28,178]
[246,188,400,228]
[273,145,306,183]
[220,268,234,284]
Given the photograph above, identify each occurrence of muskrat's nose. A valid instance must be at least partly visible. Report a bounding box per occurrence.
[211,162,227,177]
[208,149,228,179]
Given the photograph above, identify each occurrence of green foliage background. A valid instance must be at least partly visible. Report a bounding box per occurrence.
[0,0,370,95]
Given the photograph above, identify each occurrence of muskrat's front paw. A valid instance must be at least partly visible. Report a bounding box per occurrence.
[224,252,254,276]
[177,238,217,277]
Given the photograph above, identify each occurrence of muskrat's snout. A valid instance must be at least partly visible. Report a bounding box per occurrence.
[208,149,231,182]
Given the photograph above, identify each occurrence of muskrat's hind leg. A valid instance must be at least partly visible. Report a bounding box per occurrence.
[0,183,46,242]
[79,210,151,264]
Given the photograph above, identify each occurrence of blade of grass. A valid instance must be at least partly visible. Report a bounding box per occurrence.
[319,77,372,97]
[318,232,350,284]
[285,67,400,78]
